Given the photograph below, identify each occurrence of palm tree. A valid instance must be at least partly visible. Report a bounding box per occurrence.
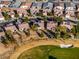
[60,26,71,39]
[36,30,44,38]
[2,12,11,20]
[23,17,29,23]
[47,12,53,16]
[54,16,63,26]
[13,10,19,18]
[55,26,69,39]
[38,9,43,17]
[0,26,15,43]
[5,30,16,43]
[27,9,32,16]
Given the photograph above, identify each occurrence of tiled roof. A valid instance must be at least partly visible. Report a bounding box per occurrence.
[0,1,11,5]
[31,2,43,9]
[21,2,32,7]
[32,2,37,6]
[43,2,53,9]
[10,0,21,8]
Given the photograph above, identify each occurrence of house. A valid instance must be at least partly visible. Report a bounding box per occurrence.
[73,0,79,4]
[19,0,26,2]
[42,2,53,14]
[30,2,43,15]
[9,0,21,8]
[61,19,77,30]
[48,0,58,2]
[38,20,44,30]
[0,1,11,8]
[0,1,11,5]
[47,21,57,30]
[8,10,15,18]
[54,6,64,16]
[31,2,43,9]
[10,8,27,17]
[20,0,34,3]
[76,7,79,19]
[1,0,13,1]
[20,2,32,9]
[14,8,27,17]
[5,25,17,32]
[61,21,73,30]
[65,7,75,20]
[18,23,29,31]
[30,2,37,15]
[35,0,48,2]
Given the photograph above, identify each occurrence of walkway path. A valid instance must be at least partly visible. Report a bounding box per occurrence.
[10,39,79,59]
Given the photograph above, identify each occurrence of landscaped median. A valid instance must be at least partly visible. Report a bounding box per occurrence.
[10,39,79,59]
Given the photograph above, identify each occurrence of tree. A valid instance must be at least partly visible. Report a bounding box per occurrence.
[47,12,53,16]
[23,17,29,23]
[27,9,32,16]
[59,26,67,33]
[5,30,16,43]
[54,16,63,26]
[36,12,43,17]
[36,9,43,17]
[71,22,79,38]
[13,10,19,18]
[31,24,38,31]
[60,26,71,39]
[2,12,11,20]
[55,26,70,39]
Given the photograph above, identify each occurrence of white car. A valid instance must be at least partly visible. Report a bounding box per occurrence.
[60,44,73,48]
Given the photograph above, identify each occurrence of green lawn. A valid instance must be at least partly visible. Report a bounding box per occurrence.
[18,45,79,59]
